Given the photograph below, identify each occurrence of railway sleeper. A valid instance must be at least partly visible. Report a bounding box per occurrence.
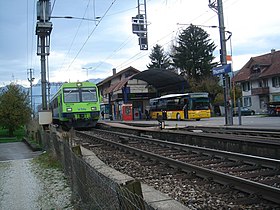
[208,184,233,194]
[88,144,104,148]
[259,177,280,186]
[206,161,242,169]
[229,165,260,172]
[234,193,262,205]
[119,136,129,144]
[239,169,280,179]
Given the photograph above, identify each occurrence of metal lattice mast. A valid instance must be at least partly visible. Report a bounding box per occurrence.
[36,0,52,110]
[132,0,148,50]
[27,69,35,117]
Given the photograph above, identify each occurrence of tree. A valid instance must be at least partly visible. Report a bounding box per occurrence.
[147,44,171,69]
[171,24,217,81]
[188,76,223,104]
[0,83,31,136]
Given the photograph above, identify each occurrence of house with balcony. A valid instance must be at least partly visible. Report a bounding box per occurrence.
[232,49,280,114]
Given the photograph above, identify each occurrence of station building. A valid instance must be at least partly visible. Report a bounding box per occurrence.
[97,66,188,120]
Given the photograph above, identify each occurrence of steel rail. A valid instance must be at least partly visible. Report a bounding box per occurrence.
[97,123,280,159]
[87,129,280,168]
[182,126,280,138]
[77,131,280,204]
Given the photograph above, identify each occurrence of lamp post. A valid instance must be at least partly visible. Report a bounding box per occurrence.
[82,67,93,79]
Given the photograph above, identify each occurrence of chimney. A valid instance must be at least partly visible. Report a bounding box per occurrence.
[271,49,276,54]
[112,68,116,75]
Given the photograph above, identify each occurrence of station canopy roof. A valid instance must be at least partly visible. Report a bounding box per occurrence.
[132,68,189,94]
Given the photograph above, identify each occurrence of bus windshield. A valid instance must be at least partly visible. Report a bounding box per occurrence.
[191,98,210,110]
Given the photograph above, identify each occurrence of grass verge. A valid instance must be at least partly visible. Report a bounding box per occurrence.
[33,152,62,170]
[0,128,25,143]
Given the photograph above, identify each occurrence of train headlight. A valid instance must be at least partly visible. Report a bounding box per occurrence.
[91,107,97,111]
[66,108,72,112]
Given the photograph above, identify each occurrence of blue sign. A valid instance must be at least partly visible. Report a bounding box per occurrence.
[212,64,232,76]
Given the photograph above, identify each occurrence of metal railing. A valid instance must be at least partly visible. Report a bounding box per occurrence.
[40,130,153,210]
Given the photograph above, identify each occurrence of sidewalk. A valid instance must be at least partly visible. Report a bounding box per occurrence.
[0,142,74,210]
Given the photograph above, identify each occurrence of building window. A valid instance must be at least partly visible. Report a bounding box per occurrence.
[242,82,250,91]
[259,79,268,88]
[272,77,280,87]
[243,97,252,107]
[251,64,261,74]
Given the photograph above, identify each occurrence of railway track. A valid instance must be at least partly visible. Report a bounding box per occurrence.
[75,128,280,208]
[181,126,280,138]
[97,122,280,159]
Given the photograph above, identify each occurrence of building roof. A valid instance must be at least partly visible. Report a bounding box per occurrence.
[132,68,188,93]
[233,50,280,83]
[97,66,140,86]
[103,75,134,94]
[100,68,189,95]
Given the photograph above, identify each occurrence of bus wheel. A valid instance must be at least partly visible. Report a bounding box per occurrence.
[196,119,201,121]
[176,113,181,121]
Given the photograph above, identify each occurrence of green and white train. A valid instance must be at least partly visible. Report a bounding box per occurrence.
[50,81,101,130]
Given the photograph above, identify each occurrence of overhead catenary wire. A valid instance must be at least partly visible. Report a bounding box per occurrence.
[57,0,92,74]
[53,0,237,81]
[65,0,117,73]
[26,0,37,77]
[105,0,223,71]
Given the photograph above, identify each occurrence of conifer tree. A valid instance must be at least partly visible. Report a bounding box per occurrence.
[171,24,217,80]
[147,44,171,69]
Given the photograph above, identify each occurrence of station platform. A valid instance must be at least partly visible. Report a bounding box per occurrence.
[99,115,280,130]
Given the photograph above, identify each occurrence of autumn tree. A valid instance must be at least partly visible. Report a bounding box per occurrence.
[147,44,171,69]
[0,83,31,136]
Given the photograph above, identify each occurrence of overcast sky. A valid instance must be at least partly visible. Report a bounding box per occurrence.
[0,0,280,87]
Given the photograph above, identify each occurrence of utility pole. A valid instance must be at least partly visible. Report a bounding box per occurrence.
[36,0,52,110]
[27,69,35,118]
[209,0,233,125]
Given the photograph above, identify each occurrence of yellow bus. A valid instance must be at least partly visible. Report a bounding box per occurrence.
[149,92,211,121]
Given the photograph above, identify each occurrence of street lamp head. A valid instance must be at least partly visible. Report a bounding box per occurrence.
[82,67,93,70]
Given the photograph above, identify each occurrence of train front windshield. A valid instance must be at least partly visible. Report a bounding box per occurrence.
[81,88,97,102]
[63,87,98,103]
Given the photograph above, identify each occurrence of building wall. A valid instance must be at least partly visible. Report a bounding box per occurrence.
[241,77,280,114]
[128,79,148,93]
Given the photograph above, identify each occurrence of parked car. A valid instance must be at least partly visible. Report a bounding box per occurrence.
[233,107,255,116]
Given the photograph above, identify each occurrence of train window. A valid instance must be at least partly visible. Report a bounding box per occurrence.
[64,88,80,103]
[81,87,97,102]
